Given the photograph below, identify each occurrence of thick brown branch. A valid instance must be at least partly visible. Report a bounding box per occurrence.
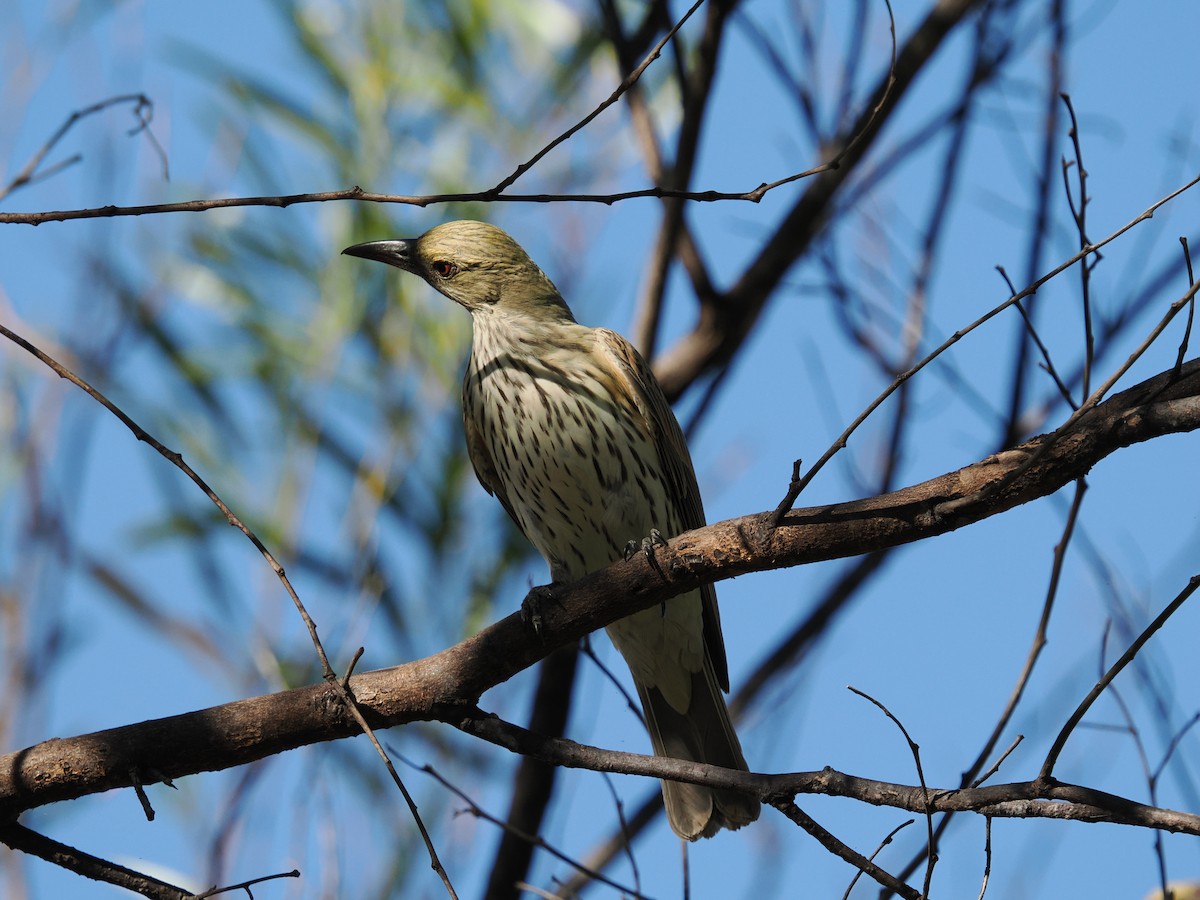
[1,359,1197,818]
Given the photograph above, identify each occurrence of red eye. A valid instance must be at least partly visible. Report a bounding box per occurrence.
[432,260,458,279]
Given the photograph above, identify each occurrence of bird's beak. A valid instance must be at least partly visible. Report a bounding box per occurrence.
[342,239,418,272]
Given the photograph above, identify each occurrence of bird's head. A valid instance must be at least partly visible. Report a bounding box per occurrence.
[343,220,574,321]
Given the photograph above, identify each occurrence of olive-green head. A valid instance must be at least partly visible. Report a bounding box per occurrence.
[343,220,574,322]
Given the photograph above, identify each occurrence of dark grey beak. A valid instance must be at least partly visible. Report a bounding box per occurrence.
[342,239,418,271]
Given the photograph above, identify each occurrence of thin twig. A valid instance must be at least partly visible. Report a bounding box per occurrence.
[128,767,156,822]
[887,334,1085,892]
[1105,682,1166,898]
[771,799,920,899]
[342,646,365,689]
[935,277,1200,520]
[778,171,1200,508]
[1060,93,1096,398]
[1153,710,1200,784]
[0,322,336,679]
[848,687,937,897]
[972,736,1024,790]
[0,94,167,203]
[598,772,641,893]
[997,266,1075,408]
[0,175,904,226]
[413,752,647,898]
[336,677,458,898]
[1040,573,1200,780]
[0,321,458,896]
[976,817,993,900]
[194,869,301,899]
[842,819,913,900]
[489,0,708,194]
[969,479,1086,784]
[581,637,644,726]
[770,459,804,526]
[1175,237,1196,376]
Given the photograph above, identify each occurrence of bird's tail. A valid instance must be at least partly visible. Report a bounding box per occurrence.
[635,655,760,840]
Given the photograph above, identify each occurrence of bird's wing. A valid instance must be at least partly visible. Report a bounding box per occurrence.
[462,370,522,530]
[593,328,731,691]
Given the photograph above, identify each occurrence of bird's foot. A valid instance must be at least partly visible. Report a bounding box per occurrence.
[521,581,565,638]
[623,529,669,579]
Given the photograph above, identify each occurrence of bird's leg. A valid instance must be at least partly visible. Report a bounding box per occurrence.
[521,581,566,638]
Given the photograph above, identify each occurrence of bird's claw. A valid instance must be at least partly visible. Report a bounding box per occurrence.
[521,581,565,639]
[624,529,669,579]
[644,529,668,558]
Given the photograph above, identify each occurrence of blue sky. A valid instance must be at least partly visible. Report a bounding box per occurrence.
[3,1,1200,898]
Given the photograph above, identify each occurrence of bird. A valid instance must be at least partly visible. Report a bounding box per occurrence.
[343,220,759,840]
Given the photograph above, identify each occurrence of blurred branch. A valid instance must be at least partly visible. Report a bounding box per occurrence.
[483,647,579,900]
[414,742,647,899]
[775,171,1200,513]
[0,321,460,896]
[892,479,1087,884]
[0,93,166,204]
[619,0,743,359]
[1040,573,1200,782]
[2,357,1198,820]
[487,0,708,194]
[999,0,1066,449]
[0,322,337,681]
[653,0,983,399]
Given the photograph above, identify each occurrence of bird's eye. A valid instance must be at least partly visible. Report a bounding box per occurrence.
[431,260,458,279]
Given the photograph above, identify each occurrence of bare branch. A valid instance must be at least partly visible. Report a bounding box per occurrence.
[772,800,919,899]
[415,743,647,899]
[848,686,937,896]
[1,359,1197,819]
[0,823,191,899]
[489,0,708,194]
[0,94,166,203]
[0,322,337,680]
[1039,573,1200,781]
[1176,237,1196,375]
[0,178,860,227]
[773,170,1200,516]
